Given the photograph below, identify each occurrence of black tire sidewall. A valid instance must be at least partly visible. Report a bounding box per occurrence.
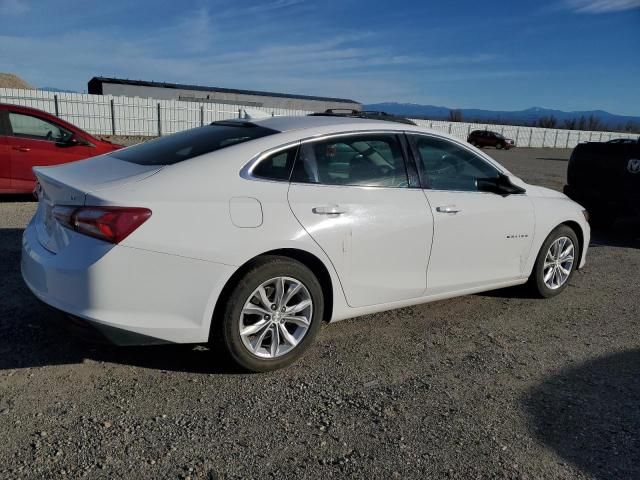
[220,256,324,372]
[531,225,579,298]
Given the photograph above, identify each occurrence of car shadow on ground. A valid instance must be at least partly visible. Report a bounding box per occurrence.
[0,227,244,375]
[0,194,36,203]
[534,157,569,162]
[524,349,640,480]
[590,219,640,250]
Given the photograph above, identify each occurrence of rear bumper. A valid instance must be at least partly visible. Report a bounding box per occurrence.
[21,220,235,345]
[40,301,169,345]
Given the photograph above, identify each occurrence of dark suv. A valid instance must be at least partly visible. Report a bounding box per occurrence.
[564,141,640,227]
[467,130,515,150]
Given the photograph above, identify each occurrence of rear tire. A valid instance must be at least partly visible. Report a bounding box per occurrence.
[527,225,579,298]
[215,256,324,372]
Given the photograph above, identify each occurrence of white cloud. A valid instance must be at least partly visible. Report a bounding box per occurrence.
[0,0,29,15]
[0,2,506,103]
[566,0,640,13]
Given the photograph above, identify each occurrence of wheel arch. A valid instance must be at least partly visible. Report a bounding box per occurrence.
[561,220,585,268]
[209,248,334,340]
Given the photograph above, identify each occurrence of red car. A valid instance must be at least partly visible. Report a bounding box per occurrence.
[467,130,515,150]
[0,104,122,193]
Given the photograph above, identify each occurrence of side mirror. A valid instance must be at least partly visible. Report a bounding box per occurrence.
[56,134,89,148]
[476,174,526,196]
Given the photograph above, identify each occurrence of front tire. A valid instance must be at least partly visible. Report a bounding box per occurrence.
[528,225,579,298]
[217,256,324,372]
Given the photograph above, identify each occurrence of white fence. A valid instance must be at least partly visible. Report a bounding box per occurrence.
[1,88,636,148]
[0,88,313,137]
[407,119,637,149]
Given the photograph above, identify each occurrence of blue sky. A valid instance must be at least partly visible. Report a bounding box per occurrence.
[1,0,639,115]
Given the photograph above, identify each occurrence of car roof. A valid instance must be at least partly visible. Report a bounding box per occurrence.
[249,115,423,134]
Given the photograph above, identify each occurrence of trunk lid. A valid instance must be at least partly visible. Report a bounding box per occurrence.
[33,155,161,253]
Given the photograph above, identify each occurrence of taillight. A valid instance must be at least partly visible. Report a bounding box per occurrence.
[52,206,152,244]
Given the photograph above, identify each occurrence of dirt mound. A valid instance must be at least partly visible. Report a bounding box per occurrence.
[0,73,33,89]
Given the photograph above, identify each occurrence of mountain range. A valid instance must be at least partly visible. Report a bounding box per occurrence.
[363,103,640,128]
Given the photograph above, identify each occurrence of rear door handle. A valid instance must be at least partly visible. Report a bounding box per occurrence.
[12,146,31,152]
[436,205,461,214]
[312,205,346,215]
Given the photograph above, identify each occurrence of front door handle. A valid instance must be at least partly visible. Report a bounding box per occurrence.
[312,205,346,215]
[436,205,461,214]
[12,146,31,152]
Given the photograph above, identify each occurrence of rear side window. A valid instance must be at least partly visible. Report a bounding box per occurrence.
[291,134,408,188]
[111,122,278,165]
[252,146,298,181]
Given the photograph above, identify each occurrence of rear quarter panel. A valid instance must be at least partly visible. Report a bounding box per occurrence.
[84,136,350,322]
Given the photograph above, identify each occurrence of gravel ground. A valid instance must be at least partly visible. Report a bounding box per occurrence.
[0,147,639,479]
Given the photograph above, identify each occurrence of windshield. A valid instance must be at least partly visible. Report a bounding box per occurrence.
[111,122,279,165]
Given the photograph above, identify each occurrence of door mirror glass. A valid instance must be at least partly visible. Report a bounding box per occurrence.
[55,133,86,147]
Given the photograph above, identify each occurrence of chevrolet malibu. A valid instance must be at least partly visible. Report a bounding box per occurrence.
[22,115,590,371]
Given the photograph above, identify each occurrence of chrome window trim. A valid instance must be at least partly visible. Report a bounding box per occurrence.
[239,140,301,182]
[239,128,522,196]
[240,129,411,184]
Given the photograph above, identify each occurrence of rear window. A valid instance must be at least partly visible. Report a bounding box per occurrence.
[111,122,279,165]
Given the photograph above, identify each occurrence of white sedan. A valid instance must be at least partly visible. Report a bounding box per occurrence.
[22,115,590,371]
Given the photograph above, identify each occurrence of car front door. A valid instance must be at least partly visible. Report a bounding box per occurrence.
[408,133,535,294]
[6,111,92,191]
[287,132,434,308]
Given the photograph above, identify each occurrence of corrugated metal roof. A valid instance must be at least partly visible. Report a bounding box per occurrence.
[89,77,360,105]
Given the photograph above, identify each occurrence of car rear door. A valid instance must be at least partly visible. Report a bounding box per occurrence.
[287,132,434,308]
[408,133,534,294]
[6,110,92,191]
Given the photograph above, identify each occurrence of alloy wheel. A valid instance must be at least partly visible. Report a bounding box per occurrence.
[543,236,575,290]
[239,276,313,358]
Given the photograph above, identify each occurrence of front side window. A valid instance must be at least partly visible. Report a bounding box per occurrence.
[9,112,73,142]
[412,135,501,191]
[291,134,408,188]
[252,146,298,181]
